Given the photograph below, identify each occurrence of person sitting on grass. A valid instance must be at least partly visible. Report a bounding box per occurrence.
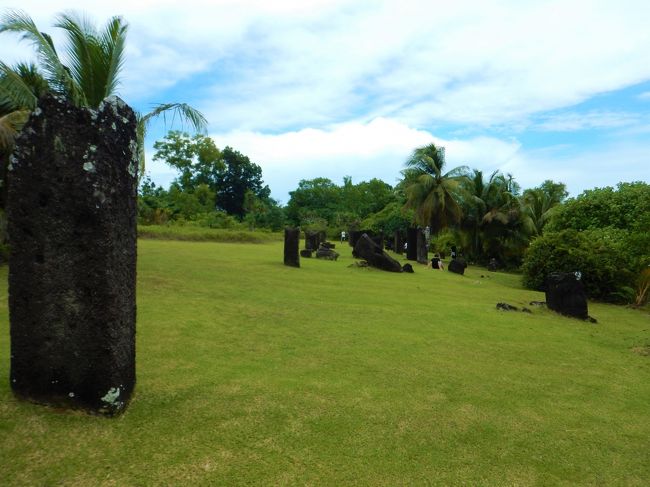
[430,253,444,270]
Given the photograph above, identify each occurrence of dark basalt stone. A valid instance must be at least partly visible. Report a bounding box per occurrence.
[496,302,519,311]
[284,227,300,267]
[299,249,312,258]
[320,241,335,249]
[353,234,402,272]
[402,263,414,273]
[487,258,499,272]
[448,257,467,275]
[8,94,138,416]
[416,230,428,264]
[315,245,339,260]
[350,229,372,253]
[393,231,403,255]
[406,228,418,261]
[545,271,589,320]
[304,230,320,251]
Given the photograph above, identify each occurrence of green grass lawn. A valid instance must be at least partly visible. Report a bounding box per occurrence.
[1,239,649,486]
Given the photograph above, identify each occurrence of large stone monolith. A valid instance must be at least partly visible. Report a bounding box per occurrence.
[393,231,403,255]
[284,227,300,267]
[545,271,588,320]
[406,228,418,261]
[416,230,428,264]
[354,234,402,272]
[304,230,320,251]
[8,94,138,416]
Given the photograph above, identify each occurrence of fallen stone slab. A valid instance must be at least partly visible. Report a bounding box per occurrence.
[353,234,402,272]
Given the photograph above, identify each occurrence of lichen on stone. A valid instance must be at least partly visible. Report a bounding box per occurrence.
[83,162,95,173]
[100,386,123,410]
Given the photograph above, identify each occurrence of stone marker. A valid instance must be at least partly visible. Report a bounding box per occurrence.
[8,94,138,416]
[299,249,312,258]
[416,230,428,264]
[284,227,300,267]
[487,258,499,271]
[406,228,418,261]
[304,230,320,251]
[448,257,467,275]
[315,244,339,260]
[394,231,403,255]
[354,234,402,272]
[350,229,372,250]
[545,271,589,320]
[402,263,414,273]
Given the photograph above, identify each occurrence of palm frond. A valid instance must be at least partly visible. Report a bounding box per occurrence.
[55,11,128,108]
[140,103,208,133]
[0,61,38,112]
[0,9,80,103]
[0,109,29,153]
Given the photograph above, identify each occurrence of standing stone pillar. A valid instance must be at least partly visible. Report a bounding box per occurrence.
[284,227,300,267]
[394,231,403,255]
[304,230,320,251]
[406,228,418,261]
[349,230,362,248]
[545,271,589,320]
[8,94,138,416]
[416,230,428,264]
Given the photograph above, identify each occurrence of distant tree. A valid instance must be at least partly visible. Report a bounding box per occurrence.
[546,182,650,233]
[217,146,269,219]
[286,177,342,226]
[522,180,567,236]
[402,143,467,234]
[153,131,223,193]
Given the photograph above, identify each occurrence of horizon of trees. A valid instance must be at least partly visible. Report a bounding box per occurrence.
[141,135,649,305]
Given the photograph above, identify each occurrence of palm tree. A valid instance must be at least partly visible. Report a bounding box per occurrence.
[522,180,568,236]
[402,143,468,234]
[0,9,206,177]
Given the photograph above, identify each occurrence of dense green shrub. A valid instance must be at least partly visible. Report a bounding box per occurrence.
[521,228,644,302]
[547,182,650,233]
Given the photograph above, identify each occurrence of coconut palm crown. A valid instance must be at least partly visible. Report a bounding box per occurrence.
[0,9,207,174]
[402,143,468,234]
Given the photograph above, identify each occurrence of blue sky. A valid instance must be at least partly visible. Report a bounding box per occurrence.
[2,0,649,203]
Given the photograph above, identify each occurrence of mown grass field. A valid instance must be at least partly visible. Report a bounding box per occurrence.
[1,238,649,486]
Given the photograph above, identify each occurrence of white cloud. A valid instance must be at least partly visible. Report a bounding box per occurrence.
[144,116,648,203]
[639,91,650,101]
[201,118,521,202]
[3,0,650,131]
[535,110,641,132]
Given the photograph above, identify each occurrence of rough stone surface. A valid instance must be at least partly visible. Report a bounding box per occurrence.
[315,245,339,260]
[8,94,138,416]
[406,228,418,261]
[354,234,402,272]
[416,230,428,264]
[496,302,519,311]
[284,227,300,267]
[299,249,312,258]
[320,241,335,249]
[545,271,589,320]
[371,233,384,250]
[304,230,320,251]
[448,257,467,275]
[393,231,403,255]
[350,229,372,251]
[402,263,414,273]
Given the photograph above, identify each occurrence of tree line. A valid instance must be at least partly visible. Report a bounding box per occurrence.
[0,9,647,305]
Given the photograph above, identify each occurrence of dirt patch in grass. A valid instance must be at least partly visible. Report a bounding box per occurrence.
[631,345,650,356]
